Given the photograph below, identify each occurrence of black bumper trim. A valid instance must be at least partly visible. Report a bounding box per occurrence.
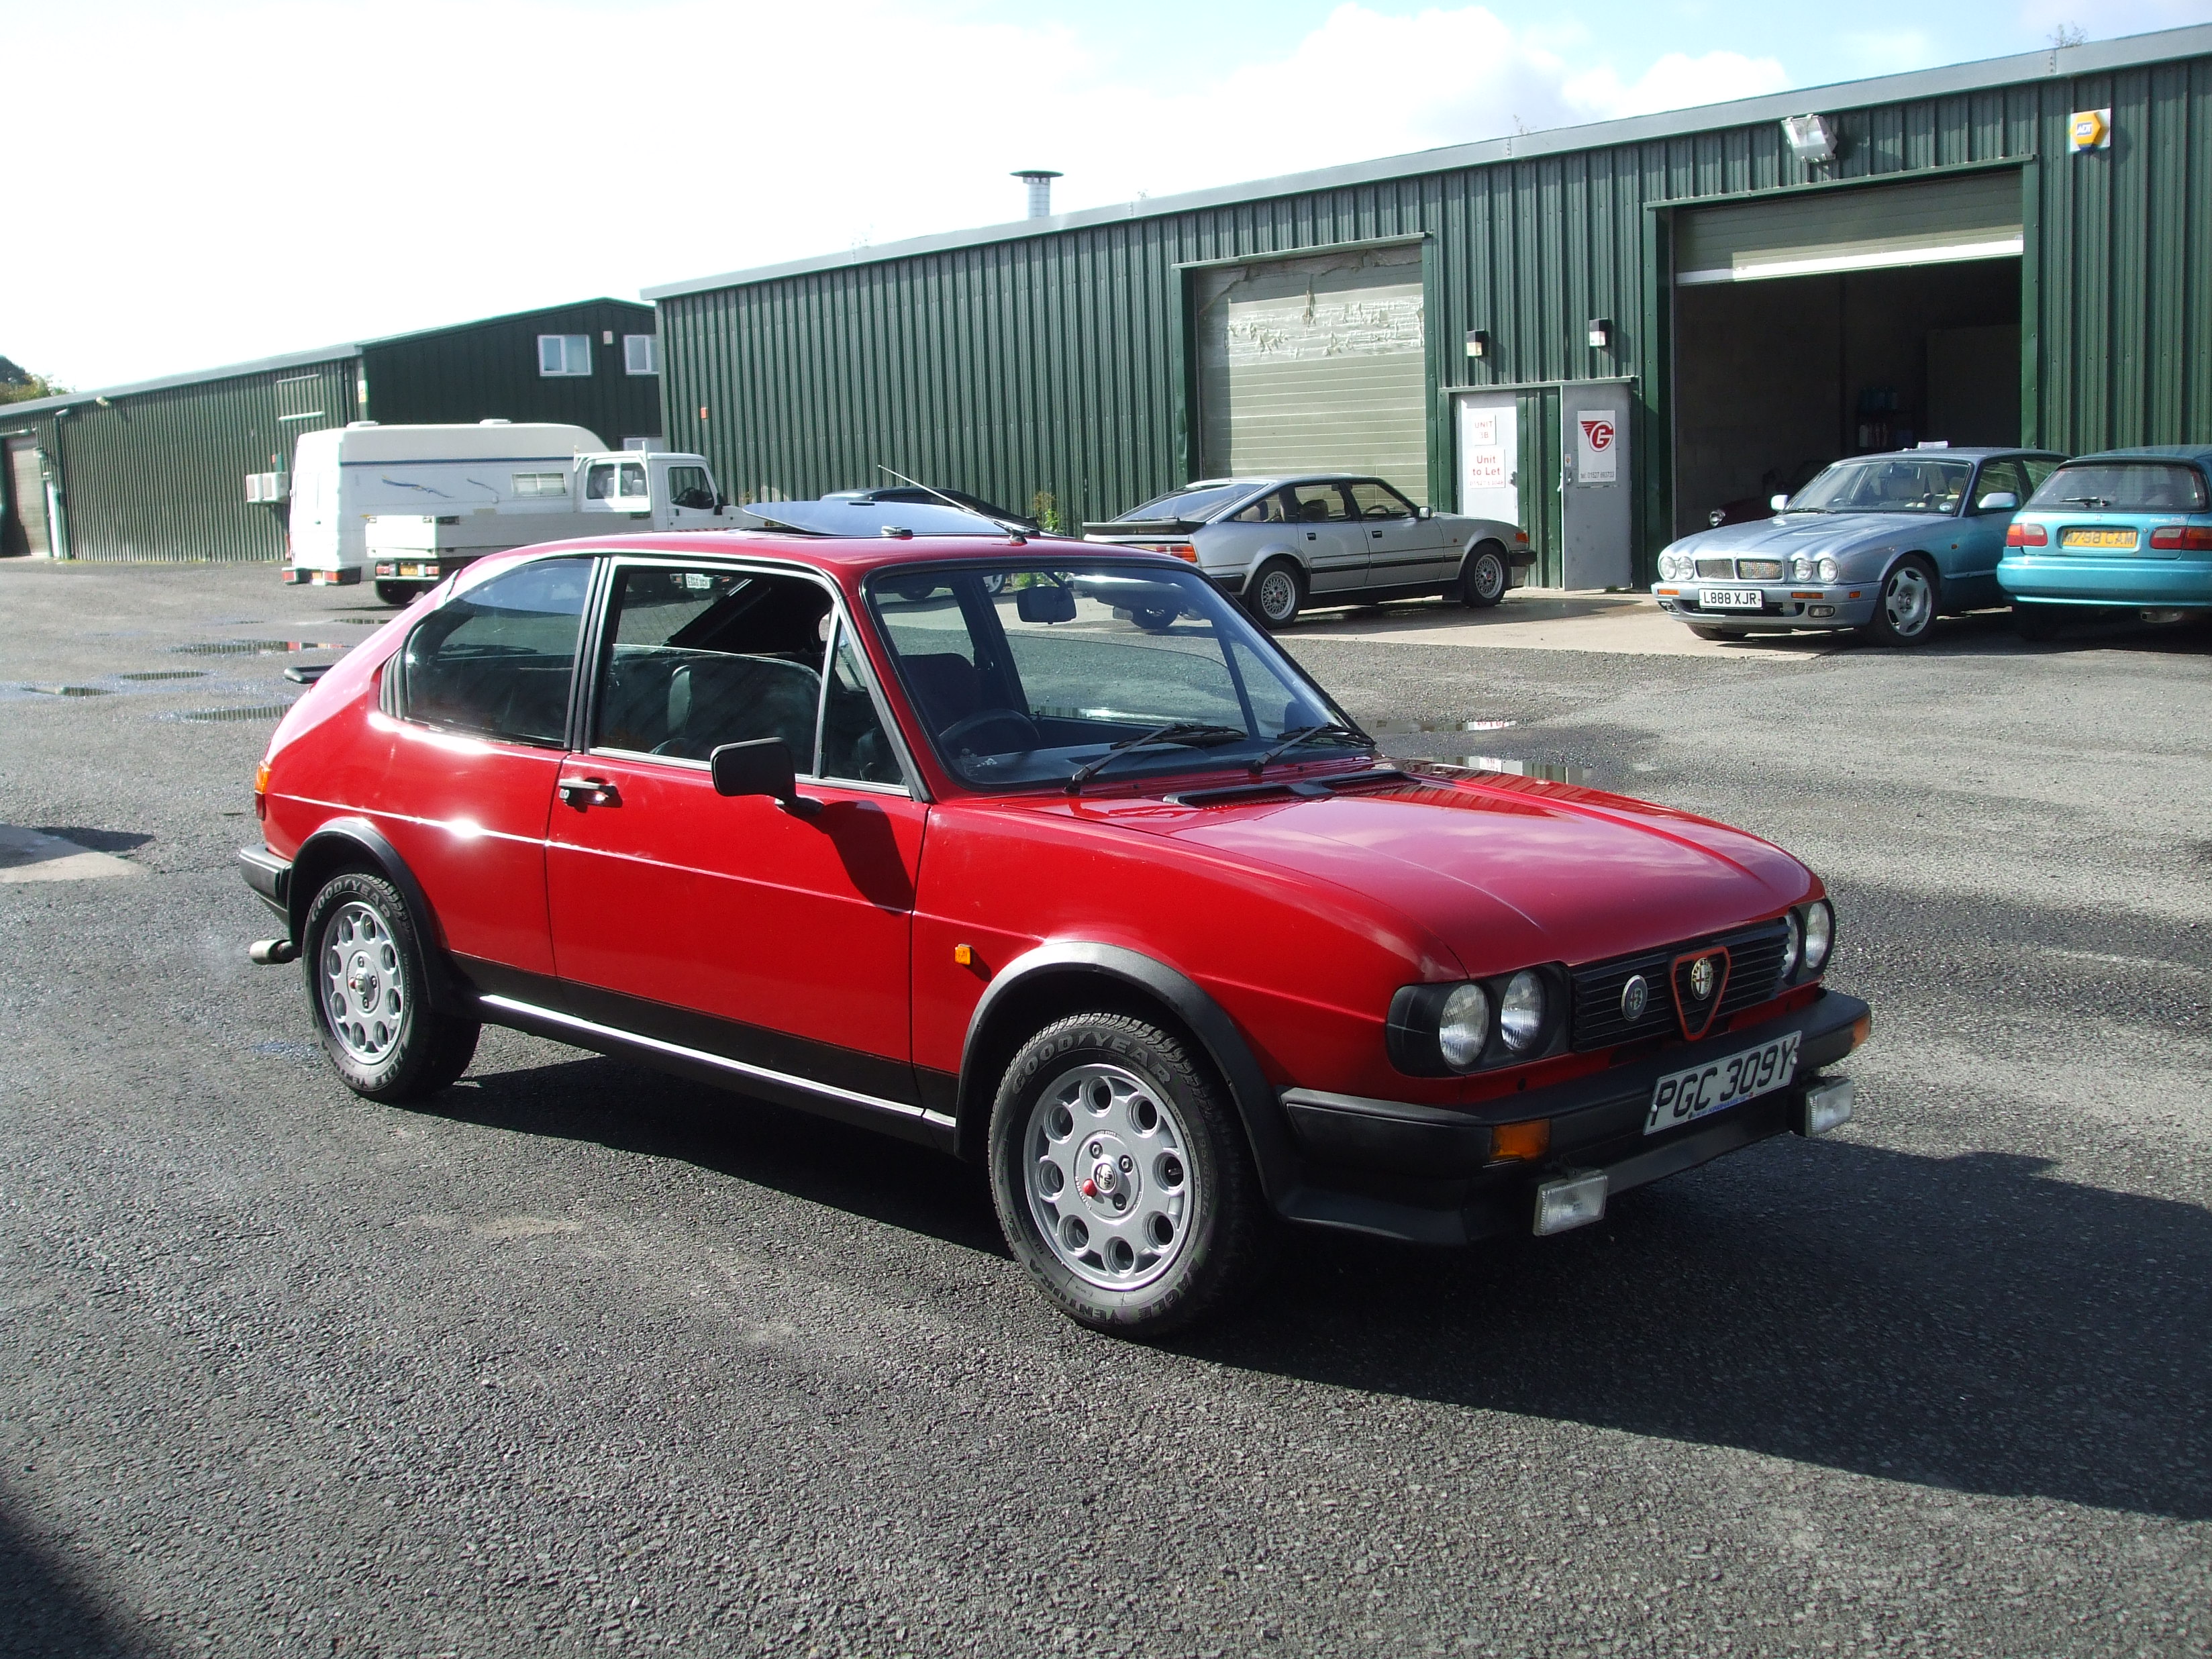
[237,846,291,922]
[1274,989,1868,1245]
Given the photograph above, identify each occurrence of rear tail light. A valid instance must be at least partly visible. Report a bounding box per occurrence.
[2006,522,2048,547]
[1144,543,1199,562]
[2148,525,2212,550]
[254,760,271,821]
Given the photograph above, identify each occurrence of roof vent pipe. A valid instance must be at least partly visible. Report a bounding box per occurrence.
[1013,169,1062,219]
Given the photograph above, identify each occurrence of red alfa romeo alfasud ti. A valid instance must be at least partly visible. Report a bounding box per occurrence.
[242,532,1870,1335]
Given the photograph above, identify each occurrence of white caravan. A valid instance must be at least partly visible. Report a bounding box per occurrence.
[287,421,735,602]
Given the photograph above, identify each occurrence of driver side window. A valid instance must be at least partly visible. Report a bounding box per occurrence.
[592,566,829,767]
[1346,481,1415,519]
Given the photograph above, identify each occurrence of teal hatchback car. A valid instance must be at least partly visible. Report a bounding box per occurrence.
[2000,446,2212,639]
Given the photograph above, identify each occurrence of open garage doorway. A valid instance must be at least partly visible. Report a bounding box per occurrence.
[1670,171,2025,537]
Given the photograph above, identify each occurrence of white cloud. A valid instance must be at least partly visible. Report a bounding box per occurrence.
[1,1,1789,389]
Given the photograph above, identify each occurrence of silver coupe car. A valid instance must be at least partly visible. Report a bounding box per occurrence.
[1652,447,2066,646]
[1083,475,1530,627]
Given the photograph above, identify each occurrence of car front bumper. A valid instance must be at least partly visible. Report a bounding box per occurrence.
[1652,583,1878,630]
[1272,987,1871,1245]
[1999,554,2212,608]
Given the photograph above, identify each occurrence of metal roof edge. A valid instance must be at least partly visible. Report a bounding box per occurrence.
[354,295,655,348]
[642,21,2212,303]
[0,342,363,417]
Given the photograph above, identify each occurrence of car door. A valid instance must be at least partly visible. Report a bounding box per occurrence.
[654,459,723,532]
[1283,481,1364,593]
[544,560,926,1110]
[376,554,593,978]
[1952,456,2030,606]
[1345,479,1442,593]
[580,459,652,524]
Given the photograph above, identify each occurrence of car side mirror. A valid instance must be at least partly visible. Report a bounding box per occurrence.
[710,739,815,815]
[1976,491,2019,512]
[1015,584,1076,624]
[1417,506,1434,519]
[1770,494,1791,513]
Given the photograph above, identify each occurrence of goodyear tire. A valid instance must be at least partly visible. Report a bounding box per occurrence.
[301,870,479,1103]
[988,1012,1270,1336]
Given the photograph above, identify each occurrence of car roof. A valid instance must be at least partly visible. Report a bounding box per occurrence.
[2058,445,2212,466]
[1844,448,2064,461]
[479,529,1166,582]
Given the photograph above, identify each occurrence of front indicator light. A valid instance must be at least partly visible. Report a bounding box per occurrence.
[1438,983,1491,1070]
[1491,1119,1550,1162]
[1802,899,1834,972]
[1534,1170,1607,1235]
[1499,970,1546,1052]
[254,760,271,821]
[1796,1078,1855,1137]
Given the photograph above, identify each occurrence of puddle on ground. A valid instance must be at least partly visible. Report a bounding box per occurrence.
[169,639,346,656]
[166,703,296,723]
[117,670,210,682]
[22,685,113,697]
[1454,756,1595,786]
[1369,716,1516,734]
[336,617,385,626]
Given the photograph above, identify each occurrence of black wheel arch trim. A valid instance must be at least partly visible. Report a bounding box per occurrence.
[955,942,1301,1206]
[287,819,472,1015]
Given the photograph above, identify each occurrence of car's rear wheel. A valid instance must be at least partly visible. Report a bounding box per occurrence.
[1860,556,1939,646]
[1248,559,1305,628]
[1461,542,1509,609]
[987,1012,1269,1336]
[1689,623,1750,641]
[1129,602,1178,633]
[302,870,479,1103]
[373,581,417,607]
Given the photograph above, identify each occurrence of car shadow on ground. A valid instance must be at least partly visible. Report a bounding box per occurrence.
[1696,607,2212,658]
[0,1495,137,1658]
[415,1056,2208,1521]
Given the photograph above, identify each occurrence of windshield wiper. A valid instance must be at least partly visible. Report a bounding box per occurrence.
[1064,722,1247,795]
[1248,721,1371,775]
[2058,495,2111,507]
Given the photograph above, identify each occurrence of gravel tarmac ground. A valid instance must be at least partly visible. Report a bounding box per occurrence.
[1,560,2207,1658]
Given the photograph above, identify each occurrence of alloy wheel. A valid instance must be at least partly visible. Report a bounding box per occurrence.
[1256,568,1299,625]
[1884,564,1933,638]
[319,900,407,1066]
[1023,1061,1196,1291]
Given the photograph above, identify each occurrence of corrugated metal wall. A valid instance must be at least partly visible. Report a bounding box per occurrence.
[363,299,664,444]
[660,51,2212,572]
[24,357,356,564]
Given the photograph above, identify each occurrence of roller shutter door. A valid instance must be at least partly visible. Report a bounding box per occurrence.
[1676,171,2024,287]
[1194,243,1429,504]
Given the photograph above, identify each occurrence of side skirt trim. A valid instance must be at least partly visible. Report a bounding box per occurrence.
[479,993,957,1140]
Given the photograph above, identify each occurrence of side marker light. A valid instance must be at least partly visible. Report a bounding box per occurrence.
[952,943,974,966]
[1850,1013,1871,1050]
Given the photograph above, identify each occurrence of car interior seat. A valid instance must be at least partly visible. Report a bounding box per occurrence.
[659,654,821,762]
[900,652,984,734]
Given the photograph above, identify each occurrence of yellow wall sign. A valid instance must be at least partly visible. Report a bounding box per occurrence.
[2070,109,2111,152]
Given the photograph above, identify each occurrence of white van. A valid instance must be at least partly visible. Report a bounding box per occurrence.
[288,420,608,587]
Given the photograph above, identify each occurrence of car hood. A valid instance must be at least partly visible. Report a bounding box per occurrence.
[1676,511,1944,559]
[1038,767,1816,976]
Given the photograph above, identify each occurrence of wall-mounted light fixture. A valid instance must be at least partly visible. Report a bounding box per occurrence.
[1464,330,1489,359]
[1782,113,1837,165]
[1586,318,1612,350]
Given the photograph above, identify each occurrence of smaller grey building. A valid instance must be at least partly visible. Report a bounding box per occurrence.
[2,299,663,564]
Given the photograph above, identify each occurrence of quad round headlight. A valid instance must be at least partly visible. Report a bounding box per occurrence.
[1658,551,1683,581]
[1791,556,1813,581]
[1438,983,1491,1070]
[1817,556,1839,582]
[1802,899,1834,972]
[1780,909,1803,979]
[1499,970,1547,1052]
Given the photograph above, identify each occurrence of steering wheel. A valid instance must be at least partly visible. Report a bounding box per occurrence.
[940,707,1042,753]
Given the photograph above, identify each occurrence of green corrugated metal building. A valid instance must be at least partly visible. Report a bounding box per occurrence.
[645,23,2212,587]
[1,299,662,564]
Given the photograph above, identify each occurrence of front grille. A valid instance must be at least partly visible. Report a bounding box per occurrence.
[1737,559,1784,581]
[1569,918,1793,1050]
[1695,556,1736,579]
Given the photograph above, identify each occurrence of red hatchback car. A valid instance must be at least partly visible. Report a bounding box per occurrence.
[242,532,1869,1334]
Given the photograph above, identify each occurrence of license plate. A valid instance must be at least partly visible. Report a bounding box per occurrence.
[2060,528,2136,549]
[399,563,427,577]
[1646,1032,1801,1135]
[1700,588,1764,610]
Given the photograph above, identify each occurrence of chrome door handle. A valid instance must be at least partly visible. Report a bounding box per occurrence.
[559,776,621,807]
[1306,532,1318,541]
[1370,529,1384,538]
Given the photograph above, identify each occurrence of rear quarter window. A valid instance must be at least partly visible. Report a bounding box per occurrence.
[399,556,592,746]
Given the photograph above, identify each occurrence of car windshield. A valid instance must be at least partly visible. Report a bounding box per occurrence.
[2026,461,2209,513]
[1115,483,1263,523]
[864,561,1364,791]
[1786,456,1975,515]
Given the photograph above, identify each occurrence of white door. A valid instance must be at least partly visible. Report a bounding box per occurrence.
[1456,393,1519,526]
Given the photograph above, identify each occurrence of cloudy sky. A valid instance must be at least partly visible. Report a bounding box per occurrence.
[3,0,2204,389]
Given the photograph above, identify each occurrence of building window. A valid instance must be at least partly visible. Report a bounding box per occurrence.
[624,334,660,376]
[538,334,592,376]
[512,472,568,498]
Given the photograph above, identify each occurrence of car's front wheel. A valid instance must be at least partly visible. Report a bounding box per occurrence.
[1461,542,1510,608]
[1247,559,1305,628]
[1860,556,1939,646]
[988,1012,1270,1336]
[301,870,479,1102]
